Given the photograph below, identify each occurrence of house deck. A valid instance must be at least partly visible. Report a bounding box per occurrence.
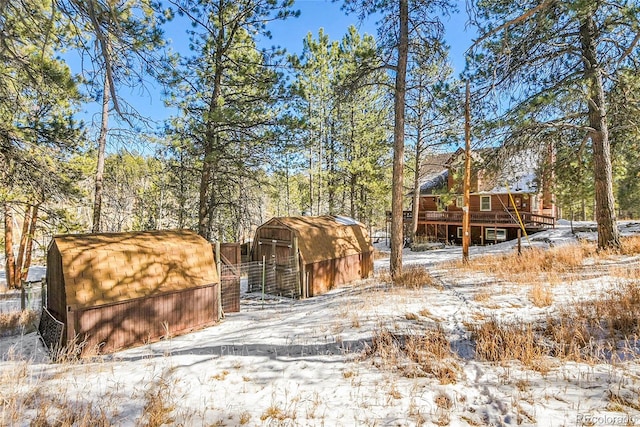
[389,210,556,230]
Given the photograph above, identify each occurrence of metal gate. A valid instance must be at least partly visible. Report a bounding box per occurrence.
[245,255,300,299]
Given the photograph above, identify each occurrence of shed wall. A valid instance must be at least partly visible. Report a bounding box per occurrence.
[67,284,218,355]
[307,252,373,297]
[45,244,66,321]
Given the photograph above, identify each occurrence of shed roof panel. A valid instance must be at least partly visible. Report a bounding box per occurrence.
[52,230,218,310]
[262,216,373,265]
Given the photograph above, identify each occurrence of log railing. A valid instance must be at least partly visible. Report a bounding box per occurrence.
[388,210,555,228]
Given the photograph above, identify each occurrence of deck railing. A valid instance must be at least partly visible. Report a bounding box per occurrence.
[388,210,555,228]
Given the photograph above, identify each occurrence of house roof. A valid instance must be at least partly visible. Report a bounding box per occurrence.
[474,148,541,194]
[418,152,452,194]
[261,215,373,265]
[419,147,542,195]
[50,229,219,310]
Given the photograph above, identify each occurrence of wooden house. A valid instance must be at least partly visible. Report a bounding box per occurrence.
[405,148,556,245]
[251,215,374,298]
[44,230,220,355]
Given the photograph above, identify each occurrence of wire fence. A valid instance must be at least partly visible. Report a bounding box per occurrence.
[0,280,45,314]
[243,256,301,299]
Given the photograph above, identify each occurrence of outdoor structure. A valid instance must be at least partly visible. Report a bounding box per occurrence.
[250,215,374,298]
[44,229,220,355]
[397,148,556,245]
[213,242,241,314]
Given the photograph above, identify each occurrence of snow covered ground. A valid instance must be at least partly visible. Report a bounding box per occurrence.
[1,221,640,426]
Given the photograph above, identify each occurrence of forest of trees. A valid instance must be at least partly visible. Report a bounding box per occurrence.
[1,0,639,286]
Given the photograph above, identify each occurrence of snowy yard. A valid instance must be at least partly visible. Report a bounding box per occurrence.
[1,221,640,426]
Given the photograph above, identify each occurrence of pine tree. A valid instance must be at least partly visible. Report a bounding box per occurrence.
[1,0,82,288]
[58,0,165,233]
[468,0,640,249]
[164,0,297,241]
[341,0,454,278]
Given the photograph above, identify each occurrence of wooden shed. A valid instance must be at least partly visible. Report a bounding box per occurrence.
[252,215,374,297]
[45,229,220,355]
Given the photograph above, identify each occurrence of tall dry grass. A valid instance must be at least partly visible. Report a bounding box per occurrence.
[620,234,640,255]
[469,319,549,372]
[362,325,459,384]
[450,243,589,284]
[379,265,442,289]
[547,280,640,362]
[0,310,37,334]
[471,280,640,367]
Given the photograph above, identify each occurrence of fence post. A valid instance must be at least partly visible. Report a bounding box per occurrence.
[41,277,47,309]
[215,241,223,320]
[261,255,266,309]
[21,282,26,310]
[292,236,301,298]
[517,229,522,256]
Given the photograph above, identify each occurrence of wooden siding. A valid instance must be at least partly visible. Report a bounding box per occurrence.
[419,194,535,214]
[216,243,241,314]
[67,284,218,356]
[307,252,373,297]
[46,244,66,321]
[420,196,438,211]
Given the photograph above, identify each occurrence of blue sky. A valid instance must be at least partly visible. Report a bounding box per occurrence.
[78,0,475,136]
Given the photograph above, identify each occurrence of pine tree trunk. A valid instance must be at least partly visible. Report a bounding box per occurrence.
[21,204,39,282]
[198,38,224,240]
[390,0,409,279]
[93,71,110,233]
[4,203,16,289]
[580,14,621,250]
[14,204,31,287]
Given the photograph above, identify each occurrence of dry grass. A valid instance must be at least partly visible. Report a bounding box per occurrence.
[138,375,177,427]
[449,244,589,284]
[471,280,640,367]
[547,280,640,362]
[469,319,549,372]
[529,283,553,307]
[473,290,492,303]
[362,326,460,384]
[239,411,252,425]
[379,265,441,289]
[405,312,419,321]
[0,310,37,333]
[619,235,640,256]
[259,403,298,424]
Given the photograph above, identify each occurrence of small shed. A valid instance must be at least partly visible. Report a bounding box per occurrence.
[45,229,220,355]
[252,215,374,297]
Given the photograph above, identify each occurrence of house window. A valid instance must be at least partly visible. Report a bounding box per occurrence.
[480,195,491,211]
[457,227,463,238]
[456,195,463,208]
[486,228,506,241]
